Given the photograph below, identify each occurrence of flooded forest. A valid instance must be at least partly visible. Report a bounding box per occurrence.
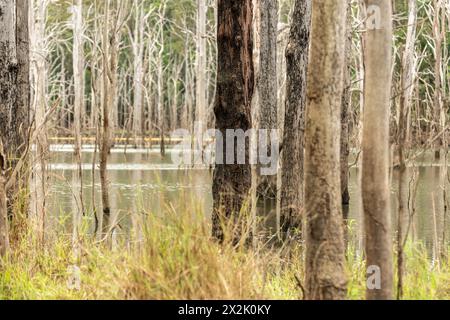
[0,0,449,300]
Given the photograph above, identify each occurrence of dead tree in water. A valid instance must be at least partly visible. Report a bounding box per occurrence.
[212,0,254,243]
[100,0,126,237]
[304,0,348,300]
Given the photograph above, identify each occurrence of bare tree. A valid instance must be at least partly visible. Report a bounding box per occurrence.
[341,0,352,213]
[72,0,84,244]
[362,0,394,300]
[29,0,49,244]
[304,0,348,300]
[0,0,30,255]
[196,0,208,131]
[397,0,417,300]
[253,0,278,199]
[132,0,145,147]
[212,0,254,243]
[280,0,311,236]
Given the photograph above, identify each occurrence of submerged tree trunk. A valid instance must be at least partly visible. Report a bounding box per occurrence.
[279,0,311,236]
[212,0,254,243]
[304,0,348,300]
[362,0,394,300]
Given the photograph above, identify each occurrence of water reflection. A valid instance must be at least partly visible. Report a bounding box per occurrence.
[45,146,450,253]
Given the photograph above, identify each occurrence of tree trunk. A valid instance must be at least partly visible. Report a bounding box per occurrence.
[212,0,254,244]
[433,0,443,159]
[132,0,145,147]
[397,0,417,300]
[341,1,352,212]
[304,0,348,300]
[0,146,8,256]
[100,2,111,236]
[0,0,30,253]
[196,0,207,130]
[279,0,311,236]
[157,2,166,156]
[72,0,84,244]
[30,0,48,244]
[362,0,394,300]
[254,0,278,199]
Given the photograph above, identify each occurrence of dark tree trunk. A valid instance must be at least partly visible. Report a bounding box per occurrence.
[0,0,30,255]
[255,0,278,199]
[0,0,30,214]
[212,0,254,243]
[279,0,311,237]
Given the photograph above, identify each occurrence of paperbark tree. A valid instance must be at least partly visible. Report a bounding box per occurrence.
[304,0,348,300]
[279,0,311,236]
[212,0,254,243]
[0,0,30,255]
[362,0,394,300]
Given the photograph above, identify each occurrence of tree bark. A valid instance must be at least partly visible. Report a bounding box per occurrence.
[397,0,417,300]
[212,0,254,244]
[304,0,348,300]
[279,0,311,236]
[0,0,30,253]
[362,0,394,300]
[30,0,48,244]
[72,0,84,244]
[341,1,352,211]
[196,0,207,130]
[132,0,145,147]
[254,0,278,199]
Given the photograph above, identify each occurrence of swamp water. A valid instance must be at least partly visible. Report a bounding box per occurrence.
[43,145,450,254]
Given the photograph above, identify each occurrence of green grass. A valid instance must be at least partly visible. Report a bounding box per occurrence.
[0,209,449,300]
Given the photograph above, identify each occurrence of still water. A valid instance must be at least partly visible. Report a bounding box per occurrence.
[45,145,450,252]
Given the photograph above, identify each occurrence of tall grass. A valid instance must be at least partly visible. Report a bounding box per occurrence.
[0,207,449,300]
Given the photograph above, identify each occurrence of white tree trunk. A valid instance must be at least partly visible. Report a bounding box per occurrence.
[362,0,394,300]
[196,0,207,129]
[132,0,145,147]
[304,0,348,300]
[30,0,49,244]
